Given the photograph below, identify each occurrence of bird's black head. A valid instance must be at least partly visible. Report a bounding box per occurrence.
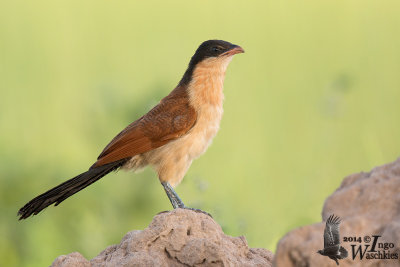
[190,40,244,64]
[179,40,244,85]
[317,250,324,255]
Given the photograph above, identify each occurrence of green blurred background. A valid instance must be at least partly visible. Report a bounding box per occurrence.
[1,1,400,266]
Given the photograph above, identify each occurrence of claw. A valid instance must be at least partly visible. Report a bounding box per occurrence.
[181,207,213,218]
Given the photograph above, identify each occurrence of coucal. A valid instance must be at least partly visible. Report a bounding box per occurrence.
[18,40,244,220]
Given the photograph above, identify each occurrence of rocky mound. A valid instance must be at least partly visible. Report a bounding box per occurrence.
[51,209,273,267]
[51,158,400,267]
[274,158,400,267]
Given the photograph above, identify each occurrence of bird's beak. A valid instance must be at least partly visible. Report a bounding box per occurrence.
[221,45,245,56]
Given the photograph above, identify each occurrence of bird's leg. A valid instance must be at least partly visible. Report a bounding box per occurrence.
[162,182,185,209]
[161,182,212,218]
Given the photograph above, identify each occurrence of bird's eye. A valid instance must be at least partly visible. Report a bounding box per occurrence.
[211,46,221,52]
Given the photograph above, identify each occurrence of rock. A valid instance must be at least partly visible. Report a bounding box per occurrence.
[51,209,273,267]
[274,158,400,267]
[51,252,90,267]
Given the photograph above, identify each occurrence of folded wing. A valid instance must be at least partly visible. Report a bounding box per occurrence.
[93,87,197,167]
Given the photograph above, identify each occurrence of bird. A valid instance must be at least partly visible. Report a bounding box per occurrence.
[17,40,244,220]
[317,214,348,265]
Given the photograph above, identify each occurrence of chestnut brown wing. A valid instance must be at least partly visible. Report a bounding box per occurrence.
[93,93,196,167]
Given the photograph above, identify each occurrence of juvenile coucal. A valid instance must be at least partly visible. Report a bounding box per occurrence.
[18,40,244,219]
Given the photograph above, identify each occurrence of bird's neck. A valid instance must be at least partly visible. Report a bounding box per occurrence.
[187,57,232,110]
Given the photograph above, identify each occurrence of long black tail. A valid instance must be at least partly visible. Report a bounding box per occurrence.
[18,159,128,220]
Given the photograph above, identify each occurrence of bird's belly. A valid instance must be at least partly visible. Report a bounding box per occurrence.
[146,105,223,186]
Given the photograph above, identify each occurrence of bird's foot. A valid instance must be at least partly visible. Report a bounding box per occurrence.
[334,258,339,265]
[157,208,212,218]
[161,182,212,218]
[156,210,170,215]
[181,206,213,218]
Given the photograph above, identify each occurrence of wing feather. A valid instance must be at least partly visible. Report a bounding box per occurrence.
[93,86,197,167]
[323,214,342,248]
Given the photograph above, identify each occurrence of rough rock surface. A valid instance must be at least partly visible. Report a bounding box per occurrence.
[51,252,90,267]
[274,158,400,267]
[51,209,273,267]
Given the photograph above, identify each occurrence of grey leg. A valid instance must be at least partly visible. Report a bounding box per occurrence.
[161,181,213,218]
[162,182,185,209]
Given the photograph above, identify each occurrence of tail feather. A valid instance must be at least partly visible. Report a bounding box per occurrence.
[339,246,348,258]
[18,159,128,220]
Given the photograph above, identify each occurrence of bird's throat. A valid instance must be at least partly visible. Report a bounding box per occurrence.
[187,56,232,109]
